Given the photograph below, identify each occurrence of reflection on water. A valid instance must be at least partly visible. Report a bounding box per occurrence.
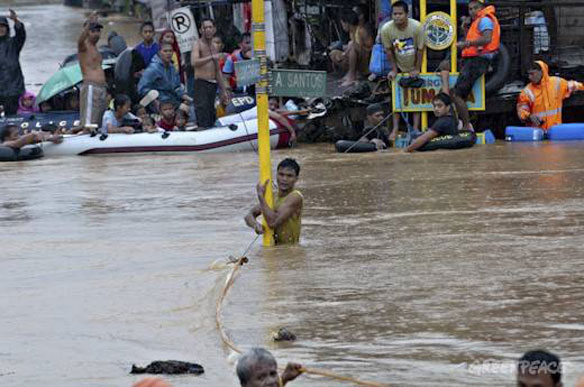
[1,142,584,386]
[1,4,584,386]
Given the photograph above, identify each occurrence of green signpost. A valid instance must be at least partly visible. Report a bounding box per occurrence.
[270,69,327,98]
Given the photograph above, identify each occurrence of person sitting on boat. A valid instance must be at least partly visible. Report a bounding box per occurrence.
[156,100,176,131]
[517,61,584,130]
[135,21,159,67]
[236,348,303,387]
[358,103,391,150]
[406,69,459,152]
[244,158,303,245]
[175,110,189,131]
[100,94,137,135]
[137,43,192,111]
[1,123,62,149]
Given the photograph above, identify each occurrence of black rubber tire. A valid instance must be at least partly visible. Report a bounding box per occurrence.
[419,131,476,152]
[485,42,510,95]
[335,140,377,153]
[0,146,44,161]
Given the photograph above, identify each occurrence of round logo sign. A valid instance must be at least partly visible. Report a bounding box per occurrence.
[423,12,455,51]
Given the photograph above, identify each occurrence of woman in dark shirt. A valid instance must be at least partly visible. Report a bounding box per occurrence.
[406,69,459,152]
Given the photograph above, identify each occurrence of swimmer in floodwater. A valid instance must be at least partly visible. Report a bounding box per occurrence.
[244,158,303,245]
[236,348,302,387]
[406,68,459,152]
[516,350,562,387]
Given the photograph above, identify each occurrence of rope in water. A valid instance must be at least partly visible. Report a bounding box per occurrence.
[215,239,388,387]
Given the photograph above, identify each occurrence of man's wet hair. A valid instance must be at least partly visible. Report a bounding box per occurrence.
[341,10,359,26]
[518,350,562,384]
[392,1,409,14]
[236,348,277,386]
[278,158,300,176]
[240,32,251,43]
[433,92,453,106]
[113,94,131,111]
[140,21,154,32]
[0,124,18,142]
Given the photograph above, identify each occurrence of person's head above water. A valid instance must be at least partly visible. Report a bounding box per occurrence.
[278,158,300,177]
[517,350,562,387]
[236,348,279,387]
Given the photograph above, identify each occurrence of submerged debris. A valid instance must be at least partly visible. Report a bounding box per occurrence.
[130,360,204,375]
[272,327,297,342]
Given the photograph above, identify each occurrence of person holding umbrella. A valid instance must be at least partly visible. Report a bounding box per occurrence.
[0,9,26,115]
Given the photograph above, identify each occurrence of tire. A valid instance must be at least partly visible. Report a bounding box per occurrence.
[485,42,511,95]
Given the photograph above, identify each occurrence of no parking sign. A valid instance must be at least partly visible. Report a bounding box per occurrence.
[169,7,198,53]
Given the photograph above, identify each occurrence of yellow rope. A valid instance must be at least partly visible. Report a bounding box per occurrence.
[215,255,389,387]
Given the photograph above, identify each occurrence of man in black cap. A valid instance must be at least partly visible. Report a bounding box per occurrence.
[0,9,26,115]
[78,12,107,132]
[359,103,391,149]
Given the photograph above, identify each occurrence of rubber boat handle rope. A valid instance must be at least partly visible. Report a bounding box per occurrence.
[215,236,388,387]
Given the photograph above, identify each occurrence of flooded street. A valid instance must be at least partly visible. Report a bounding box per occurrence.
[2,3,584,387]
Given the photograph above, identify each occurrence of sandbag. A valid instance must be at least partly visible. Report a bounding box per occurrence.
[419,131,476,152]
[335,140,377,153]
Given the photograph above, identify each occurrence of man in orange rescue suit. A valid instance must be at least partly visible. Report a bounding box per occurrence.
[517,61,584,130]
[453,0,500,131]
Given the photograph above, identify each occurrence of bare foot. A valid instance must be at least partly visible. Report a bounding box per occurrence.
[340,78,356,87]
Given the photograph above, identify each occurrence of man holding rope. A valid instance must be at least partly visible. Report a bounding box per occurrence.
[244,158,303,245]
[237,348,302,387]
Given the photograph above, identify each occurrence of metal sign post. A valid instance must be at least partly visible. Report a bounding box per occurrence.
[252,0,274,247]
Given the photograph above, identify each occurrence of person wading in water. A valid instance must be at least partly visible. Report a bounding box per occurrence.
[78,12,107,133]
[245,158,303,245]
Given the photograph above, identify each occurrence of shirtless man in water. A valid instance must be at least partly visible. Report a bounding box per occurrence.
[78,12,107,132]
[191,18,230,128]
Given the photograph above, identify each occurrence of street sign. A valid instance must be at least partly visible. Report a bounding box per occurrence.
[169,7,198,53]
[270,69,327,98]
[234,59,261,87]
[392,73,485,112]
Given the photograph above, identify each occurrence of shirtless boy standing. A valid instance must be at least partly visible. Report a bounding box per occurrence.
[191,18,230,128]
[78,12,107,132]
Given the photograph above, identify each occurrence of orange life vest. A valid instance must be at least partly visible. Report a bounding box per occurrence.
[462,6,501,58]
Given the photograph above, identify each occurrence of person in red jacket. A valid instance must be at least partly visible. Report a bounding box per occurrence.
[453,0,500,131]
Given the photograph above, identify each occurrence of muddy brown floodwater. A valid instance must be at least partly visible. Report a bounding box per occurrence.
[1,3,584,387]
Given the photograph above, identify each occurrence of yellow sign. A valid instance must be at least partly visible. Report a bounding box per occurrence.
[392,73,486,112]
